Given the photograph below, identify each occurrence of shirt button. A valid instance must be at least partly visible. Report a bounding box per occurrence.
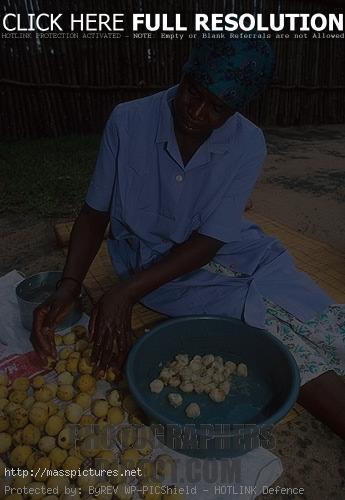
[175,174,183,183]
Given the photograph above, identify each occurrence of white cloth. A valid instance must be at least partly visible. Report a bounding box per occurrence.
[0,270,283,498]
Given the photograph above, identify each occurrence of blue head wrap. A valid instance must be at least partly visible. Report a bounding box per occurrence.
[183,35,275,109]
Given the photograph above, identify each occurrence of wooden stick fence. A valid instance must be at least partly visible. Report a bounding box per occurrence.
[0,0,344,138]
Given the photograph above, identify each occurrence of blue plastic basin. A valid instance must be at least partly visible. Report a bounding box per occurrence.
[126,316,300,458]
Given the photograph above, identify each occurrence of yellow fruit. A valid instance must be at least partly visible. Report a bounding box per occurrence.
[138,460,155,479]
[4,402,20,414]
[45,415,64,436]
[38,435,56,453]
[54,334,63,346]
[46,401,59,416]
[78,357,93,375]
[12,377,30,392]
[32,376,45,389]
[9,390,27,404]
[80,435,100,458]
[0,399,8,411]
[10,407,28,429]
[107,407,125,425]
[79,414,95,425]
[65,357,79,374]
[0,413,9,432]
[49,447,68,467]
[0,432,11,453]
[33,457,51,481]
[12,429,23,445]
[57,371,74,385]
[162,492,184,500]
[59,348,73,360]
[57,427,74,449]
[26,450,45,470]
[121,448,141,468]
[46,475,70,491]
[63,332,76,345]
[9,445,32,467]
[92,399,109,418]
[34,386,54,402]
[116,426,137,448]
[0,386,8,399]
[72,325,87,338]
[12,473,31,488]
[57,384,74,401]
[77,469,97,491]
[75,339,88,353]
[29,405,49,427]
[76,374,96,395]
[22,396,35,410]
[22,423,41,445]
[63,456,82,472]
[155,454,175,478]
[115,482,133,500]
[74,392,91,410]
[55,360,67,374]
[25,482,45,499]
[107,390,121,407]
[0,373,8,386]
[45,356,56,370]
[46,383,57,397]
[105,368,118,382]
[139,481,162,500]
[65,403,83,424]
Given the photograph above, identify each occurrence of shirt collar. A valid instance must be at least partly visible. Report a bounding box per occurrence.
[155,84,238,154]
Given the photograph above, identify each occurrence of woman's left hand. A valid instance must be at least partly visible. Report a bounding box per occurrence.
[89,283,135,375]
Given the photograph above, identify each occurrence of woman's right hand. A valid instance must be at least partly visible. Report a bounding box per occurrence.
[30,281,80,363]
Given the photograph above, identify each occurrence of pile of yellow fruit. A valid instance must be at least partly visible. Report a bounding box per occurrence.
[0,325,183,500]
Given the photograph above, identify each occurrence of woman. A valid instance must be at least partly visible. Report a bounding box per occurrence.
[32,37,345,438]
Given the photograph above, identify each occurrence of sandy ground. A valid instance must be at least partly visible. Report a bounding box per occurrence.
[0,125,344,499]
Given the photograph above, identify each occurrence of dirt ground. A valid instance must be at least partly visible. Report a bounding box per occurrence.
[0,124,344,499]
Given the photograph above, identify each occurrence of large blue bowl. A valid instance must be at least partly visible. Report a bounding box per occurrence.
[126,316,300,458]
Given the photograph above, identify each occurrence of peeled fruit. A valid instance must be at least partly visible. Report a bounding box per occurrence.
[116,426,137,448]
[139,481,162,500]
[107,407,125,425]
[29,404,49,427]
[77,470,97,491]
[23,396,35,410]
[58,371,74,385]
[57,384,74,401]
[26,482,45,499]
[12,473,31,488]
[138,460,155,479]
[12,429,23,445]
[12,377,30,392]
[45,415,64,436]
[4,402,20,415]
[38,435,56,453]
[74,392,91,410]
[65,403,83,424]
[92,399,109,418]
[115,482,133,500]
[66,357,79,374]
[75,339,88,353]
[46,383,58,397]
[34,386,54,402]
[47,401,59,416]
[49,447,68,467]
[57,427,74,449]
[108,390,121,407]
[32,376,45,389]
[155,454,175,478]
[9,445,32,467]
[0,432,12,453]
[22,423,41,445]
[76,374,96,395]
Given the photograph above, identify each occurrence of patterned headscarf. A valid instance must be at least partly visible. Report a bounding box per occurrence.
[182,35,275,110]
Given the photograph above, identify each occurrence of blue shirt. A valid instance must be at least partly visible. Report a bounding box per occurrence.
[86,86,332,328]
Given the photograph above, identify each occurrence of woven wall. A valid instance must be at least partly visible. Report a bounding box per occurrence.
[1,0,344,138]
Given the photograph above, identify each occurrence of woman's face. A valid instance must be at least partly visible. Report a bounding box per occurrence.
[173,73,235,138]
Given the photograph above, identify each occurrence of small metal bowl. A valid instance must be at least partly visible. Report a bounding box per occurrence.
[16,271,83,331]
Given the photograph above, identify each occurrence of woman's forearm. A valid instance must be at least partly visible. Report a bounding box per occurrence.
[125,231,223,301]
[61,203,109,289]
